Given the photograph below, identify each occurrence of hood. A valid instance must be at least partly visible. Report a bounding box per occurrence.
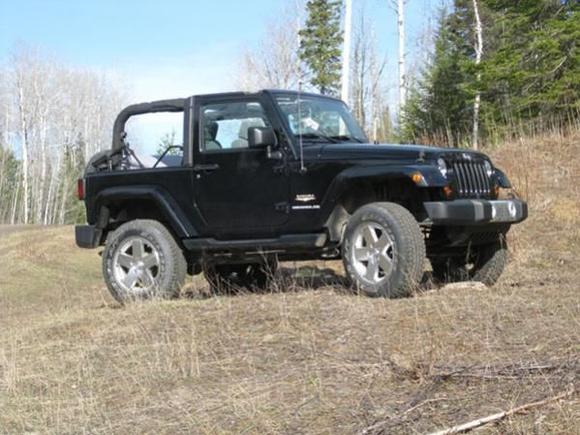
[307,143,487,162]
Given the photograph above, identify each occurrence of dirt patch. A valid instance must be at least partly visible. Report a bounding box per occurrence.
[0,225,36,239]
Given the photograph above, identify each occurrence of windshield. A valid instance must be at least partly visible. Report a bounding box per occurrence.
[275,94,368,144]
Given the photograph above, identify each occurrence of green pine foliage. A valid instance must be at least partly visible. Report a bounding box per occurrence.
[402,0,579,146]
[299,0,343,95]
[401,6,476,146]
[62,141,87,224]
[480,0,579,126]
[0,146,20,222]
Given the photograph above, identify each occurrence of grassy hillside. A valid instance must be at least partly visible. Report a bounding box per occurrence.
[1,132,579,434]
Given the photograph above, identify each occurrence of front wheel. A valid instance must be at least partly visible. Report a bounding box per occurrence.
[342,202,426,298]
[102,220,187,303]
[431,238,508,286]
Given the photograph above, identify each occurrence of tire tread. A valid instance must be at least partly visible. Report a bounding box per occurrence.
[342,202,425,298]
[102,219,187,303]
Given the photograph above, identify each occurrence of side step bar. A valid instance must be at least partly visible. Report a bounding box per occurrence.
[182,233,327,252]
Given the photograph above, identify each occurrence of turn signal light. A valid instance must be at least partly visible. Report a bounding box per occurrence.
[443,185,454,199]
[77,178,85,201]
[411,172,424,185]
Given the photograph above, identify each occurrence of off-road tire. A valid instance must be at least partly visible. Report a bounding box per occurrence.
[204,260,278,294]
[102,220,187,303]
[431,239,508,286]
[342,202,425,298]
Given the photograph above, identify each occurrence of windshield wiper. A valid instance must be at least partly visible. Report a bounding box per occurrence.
[297,133,341,144]
[329,135,365,143]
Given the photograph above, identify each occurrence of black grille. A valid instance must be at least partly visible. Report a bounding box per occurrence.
[450,159,492,198]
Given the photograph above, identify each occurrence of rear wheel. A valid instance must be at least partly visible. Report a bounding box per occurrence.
[431,238,508,286]
[342,202,425,298]
[102,220,187,303]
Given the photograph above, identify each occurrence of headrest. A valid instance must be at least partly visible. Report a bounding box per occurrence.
[205,121,219,140]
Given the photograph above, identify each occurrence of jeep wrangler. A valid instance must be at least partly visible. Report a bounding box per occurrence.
[75,90,527,302]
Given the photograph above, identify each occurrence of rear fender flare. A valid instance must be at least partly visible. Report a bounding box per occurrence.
[94,185,197,238]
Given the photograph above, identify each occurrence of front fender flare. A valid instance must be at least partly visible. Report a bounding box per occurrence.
[320,164,447,213]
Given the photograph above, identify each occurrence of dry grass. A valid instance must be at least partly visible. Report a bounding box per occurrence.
[1,131,579,434]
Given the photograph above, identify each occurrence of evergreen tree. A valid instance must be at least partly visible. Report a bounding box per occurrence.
[0,146,20,223]
[299,0,343,95]
[480,0,579,126]
[401,1,579,146]
[401,5,476,146]
[61,140,87,224]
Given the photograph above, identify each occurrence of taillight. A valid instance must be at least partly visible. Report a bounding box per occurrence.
[77,178,85,201]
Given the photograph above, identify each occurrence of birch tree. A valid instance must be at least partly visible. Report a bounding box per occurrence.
[13,54,31,224]
[471,0,483,149]
[0,46,125,225]
[392,0,408,113]
[340,0,353,104]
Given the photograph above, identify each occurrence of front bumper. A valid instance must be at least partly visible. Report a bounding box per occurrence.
[75,225,102,249]
[423,199,528,225]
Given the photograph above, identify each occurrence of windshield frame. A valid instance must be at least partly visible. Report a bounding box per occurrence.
[272,92,369,147]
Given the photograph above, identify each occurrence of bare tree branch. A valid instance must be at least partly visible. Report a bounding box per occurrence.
[427,387,576,435]
[235,1,305,91]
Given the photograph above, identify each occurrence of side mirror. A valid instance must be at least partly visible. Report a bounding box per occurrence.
[248,126,277,148]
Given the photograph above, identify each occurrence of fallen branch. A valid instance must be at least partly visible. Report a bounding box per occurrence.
[428,360,579,382]
[358,361,577,435]
[439,365,560,381]
[403,397,449,416]
[359,397,450,434]
[427,387,576,435]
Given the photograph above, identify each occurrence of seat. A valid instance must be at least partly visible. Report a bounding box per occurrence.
[231,119,266,149]
[204,121,222,150]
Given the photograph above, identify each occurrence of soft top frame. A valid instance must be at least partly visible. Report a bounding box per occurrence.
[110,90,344,159]
[112,98,186,151]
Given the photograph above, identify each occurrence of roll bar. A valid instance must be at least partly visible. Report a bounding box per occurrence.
[111,98,186,151]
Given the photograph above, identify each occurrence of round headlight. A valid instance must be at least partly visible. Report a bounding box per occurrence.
[484,160,493,177]
[437,158,448,177]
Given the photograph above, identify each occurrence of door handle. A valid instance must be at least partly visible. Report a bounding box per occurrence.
[193,163,220,172]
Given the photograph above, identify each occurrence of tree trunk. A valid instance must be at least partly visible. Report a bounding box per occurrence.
[44,155,58,225]
[38,113,48,224]
[341,0,353,105]
[397,0,407,112]
[10,166,21,224]
[0,146,5,206]
[472,0,483,150]
[16,78,29,224]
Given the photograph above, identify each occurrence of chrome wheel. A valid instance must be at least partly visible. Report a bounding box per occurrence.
[351,222,396,285]
[113,236,160,294]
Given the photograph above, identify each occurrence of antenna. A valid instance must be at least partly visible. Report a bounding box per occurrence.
[298,79,306,173]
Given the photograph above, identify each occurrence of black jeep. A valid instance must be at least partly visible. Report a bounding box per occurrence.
[75,90,527,302]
